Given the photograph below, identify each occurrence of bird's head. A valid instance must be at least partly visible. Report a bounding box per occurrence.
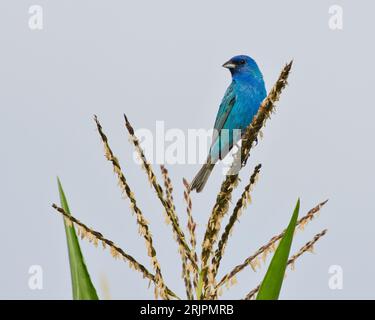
[222,55,262,80]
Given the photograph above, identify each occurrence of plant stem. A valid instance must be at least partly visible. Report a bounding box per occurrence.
[196,270,204,300]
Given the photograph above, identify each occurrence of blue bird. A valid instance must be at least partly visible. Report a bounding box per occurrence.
[190,55,267,192]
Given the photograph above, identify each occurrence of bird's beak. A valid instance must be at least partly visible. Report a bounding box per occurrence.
[222,60,236,69]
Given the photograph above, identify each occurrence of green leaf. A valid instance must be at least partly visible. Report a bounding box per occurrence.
[57,178,99,300]
[256,199,300,300]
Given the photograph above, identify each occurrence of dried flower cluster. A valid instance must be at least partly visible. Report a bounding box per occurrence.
[244,229,328,300]
[52,61,328,300]
[200,61,293,298]
[94,116,169,299]
[215,200,329,292]
[52,203,178,299]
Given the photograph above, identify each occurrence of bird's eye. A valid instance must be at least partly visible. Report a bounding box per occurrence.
[239,59,246,65]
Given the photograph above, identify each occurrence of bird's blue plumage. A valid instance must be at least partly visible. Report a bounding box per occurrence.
[209,55,267,163]
[191,55,267,192]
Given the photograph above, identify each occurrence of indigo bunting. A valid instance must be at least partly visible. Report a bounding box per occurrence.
[190,55,266,192]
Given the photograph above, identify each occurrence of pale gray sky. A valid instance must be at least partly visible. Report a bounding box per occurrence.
[1,0,374,299]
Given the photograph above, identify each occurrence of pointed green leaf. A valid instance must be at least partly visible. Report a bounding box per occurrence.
[57,178,99,300]
[257,199,300,300]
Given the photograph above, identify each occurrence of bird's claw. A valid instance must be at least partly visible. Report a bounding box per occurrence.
[253,137,259,147]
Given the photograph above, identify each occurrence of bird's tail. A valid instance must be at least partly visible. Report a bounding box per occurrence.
[190,163,215,193]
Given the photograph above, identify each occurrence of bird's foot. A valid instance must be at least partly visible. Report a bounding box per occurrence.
[253,137,259,147]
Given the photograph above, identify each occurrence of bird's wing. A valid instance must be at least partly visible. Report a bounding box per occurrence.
[211,82,236,147]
